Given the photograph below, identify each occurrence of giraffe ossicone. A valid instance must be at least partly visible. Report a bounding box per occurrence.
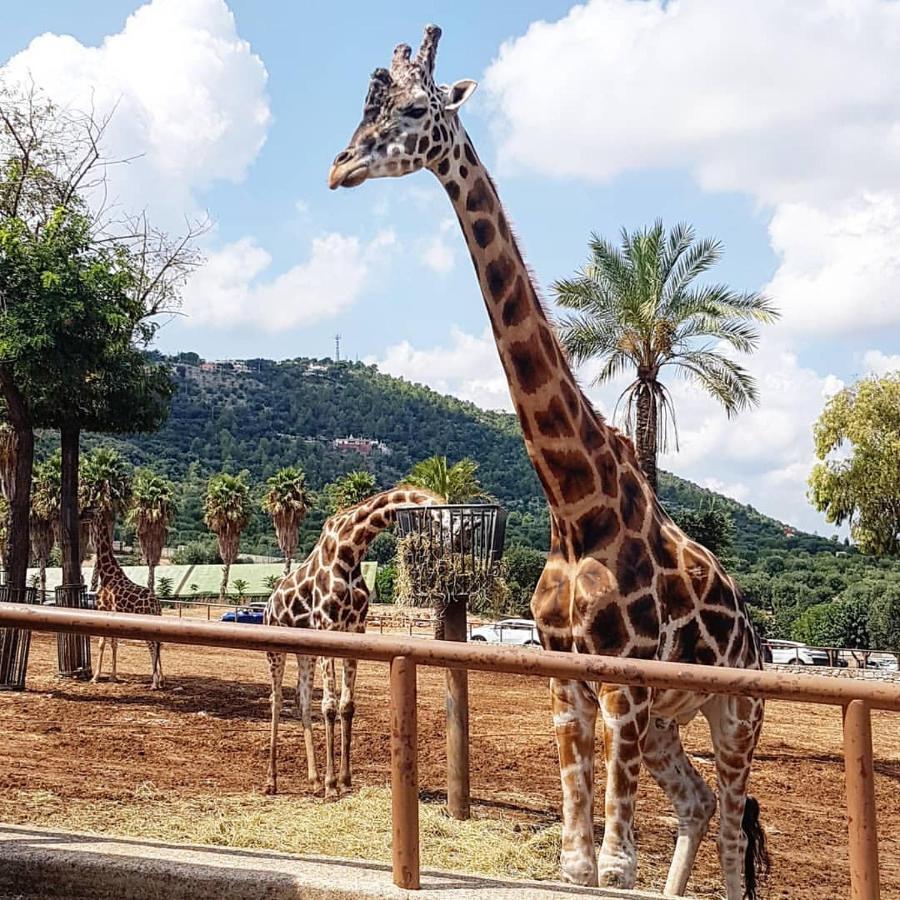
[328,25,769,900]
[89,514,163,690]
[263,487,440,799]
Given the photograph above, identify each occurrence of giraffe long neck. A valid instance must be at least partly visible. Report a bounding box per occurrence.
[435,130,624,527]
[337,488,439,570]
[92,520,123,583]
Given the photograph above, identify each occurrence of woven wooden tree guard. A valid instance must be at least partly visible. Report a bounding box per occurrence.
[55,584,92,680]
[0,585,39,691]
[396,504,506,820]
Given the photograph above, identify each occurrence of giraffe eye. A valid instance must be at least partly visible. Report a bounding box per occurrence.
[402,106,427,119]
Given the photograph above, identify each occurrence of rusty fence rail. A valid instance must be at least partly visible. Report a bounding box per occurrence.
[0,604,896,900]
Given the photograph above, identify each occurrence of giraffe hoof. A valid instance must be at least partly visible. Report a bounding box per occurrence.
[309,779,322,795]
[338,780,352,797]
[324,784,339,801]
[263,782,277,796]
[597,867,635,890]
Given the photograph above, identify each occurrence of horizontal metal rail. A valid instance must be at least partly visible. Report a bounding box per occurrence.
[3,604,899,710]
[1,603,896,899]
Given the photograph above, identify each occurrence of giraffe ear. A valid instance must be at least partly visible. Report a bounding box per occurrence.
[443,79,477,111]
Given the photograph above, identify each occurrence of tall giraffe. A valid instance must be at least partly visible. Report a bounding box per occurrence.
[263,487,439,799]
[328,27,768,900]
[89,516,163,690]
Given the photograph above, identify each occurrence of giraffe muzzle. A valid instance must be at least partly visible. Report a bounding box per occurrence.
[328,157,370,190]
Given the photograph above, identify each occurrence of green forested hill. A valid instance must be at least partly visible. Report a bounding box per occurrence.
[79,353,834,558]
[69,353,899,646]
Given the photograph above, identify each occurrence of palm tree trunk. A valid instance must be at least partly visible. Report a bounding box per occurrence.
[219,562,230,602]
[39,560,46,601]
[59,425,82,589]
[147,562,156,594]
[635,385,658,494]
[283,555,291,576]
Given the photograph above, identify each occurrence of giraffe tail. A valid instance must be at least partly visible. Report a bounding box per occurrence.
[741,795,770,900]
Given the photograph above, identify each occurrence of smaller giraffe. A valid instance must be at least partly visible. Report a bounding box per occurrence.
[89,516,164,690]
[264,487,439,798]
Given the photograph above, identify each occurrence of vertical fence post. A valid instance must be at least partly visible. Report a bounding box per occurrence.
[390,655,420,890]
[443,599,470,820]
[843,700,880,900]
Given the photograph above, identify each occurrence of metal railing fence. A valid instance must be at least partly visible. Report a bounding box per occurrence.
[0,603,896,900]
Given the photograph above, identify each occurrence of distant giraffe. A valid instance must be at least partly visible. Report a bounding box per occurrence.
[327,26,768,900]
[89,517,163,690]
[264,487,439,798]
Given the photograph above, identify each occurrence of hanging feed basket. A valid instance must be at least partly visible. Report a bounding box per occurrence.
[395,503,507,609]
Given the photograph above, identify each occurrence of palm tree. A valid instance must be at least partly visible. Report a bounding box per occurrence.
[262,466,313,575]
[328,470,377,513]
[0,423,16,500]
[204,472,251,601]
[554,221,779,492]
[31,455,60,599]
[79,448,133,590]
[128,469,175,593]
[405,456,484,503]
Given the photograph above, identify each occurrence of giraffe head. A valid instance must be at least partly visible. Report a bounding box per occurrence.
[328,25,476,190]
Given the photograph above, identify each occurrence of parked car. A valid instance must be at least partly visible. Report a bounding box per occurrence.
[868,656,899,672]
[765,639,830,666]
[219,601,267,625]
[470,617,541,647]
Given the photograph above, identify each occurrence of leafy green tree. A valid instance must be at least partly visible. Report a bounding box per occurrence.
[792,597,870,650]
[232,578,248,601]
[128,469,175,593]
[156,576,174,601]
[809,374,900,556]
[204,472,251,601]
[367,531,397,565]
[868,583,900,652]
[554,221,778,491]
[502,545,546,616]
[262,466,313,574]
[671,504,734,558]
[324,470,377,513]
[405,455,484,503]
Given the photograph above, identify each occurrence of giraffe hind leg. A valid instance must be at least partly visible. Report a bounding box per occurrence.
[147,642,164,690]
[703,694,767,900]
[91,637,106,683]
[110,638,119,683]
[642,716,716,897]
[338,657,358,794]
[265,652,286,795]
[320,656,338,799]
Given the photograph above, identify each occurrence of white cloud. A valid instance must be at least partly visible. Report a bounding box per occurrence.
[483,0,900,337]
[367,326,511,410]
[369,324,840,531]
[183,229,397,330]
[418,218,457,275]
[864,349,900,376]
[2,0,270,223]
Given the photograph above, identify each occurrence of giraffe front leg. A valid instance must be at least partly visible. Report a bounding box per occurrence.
[296,653,320,793]
[338,657,358,794]
[320,656,338,799]
[551,677,599,886]
[265,652,286,795]
[596,684,649,890]
[91,637,106,683]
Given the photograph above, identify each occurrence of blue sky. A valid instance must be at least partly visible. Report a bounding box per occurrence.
[3,1,899,532]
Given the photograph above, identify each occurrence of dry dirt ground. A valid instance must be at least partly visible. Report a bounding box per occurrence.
[1,624,898,899]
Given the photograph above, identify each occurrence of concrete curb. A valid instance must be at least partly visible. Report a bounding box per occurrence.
[0,824,665,900]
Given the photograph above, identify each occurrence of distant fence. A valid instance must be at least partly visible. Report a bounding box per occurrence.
[1,603,896,900]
